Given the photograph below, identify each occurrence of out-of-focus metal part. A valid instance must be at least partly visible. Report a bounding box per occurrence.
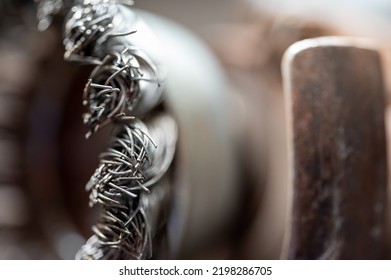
[35,0,71,31]
[245,0,391,102]
[0,186,29,227]
[138,10,240,258]
[0,6,76,258]
[248,0,391,44]
[282,37,388,259]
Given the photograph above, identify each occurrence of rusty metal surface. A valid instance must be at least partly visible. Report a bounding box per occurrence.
[283,37,388,259]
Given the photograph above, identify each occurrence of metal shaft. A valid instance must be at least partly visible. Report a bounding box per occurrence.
[282,37,388,259]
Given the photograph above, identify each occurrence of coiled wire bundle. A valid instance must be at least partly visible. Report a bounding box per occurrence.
[36,0,176,259]
[81,45,159,138]
[78,115,177,259]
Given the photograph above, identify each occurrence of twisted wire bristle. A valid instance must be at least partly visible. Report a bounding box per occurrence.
[36,0,175,260]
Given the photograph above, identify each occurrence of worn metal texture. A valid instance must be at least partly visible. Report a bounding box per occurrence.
[283,37,388,259]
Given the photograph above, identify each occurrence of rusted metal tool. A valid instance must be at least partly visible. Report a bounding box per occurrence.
[282,37,388,259]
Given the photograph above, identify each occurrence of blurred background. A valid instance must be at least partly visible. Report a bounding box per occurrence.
[1,0,391,259]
